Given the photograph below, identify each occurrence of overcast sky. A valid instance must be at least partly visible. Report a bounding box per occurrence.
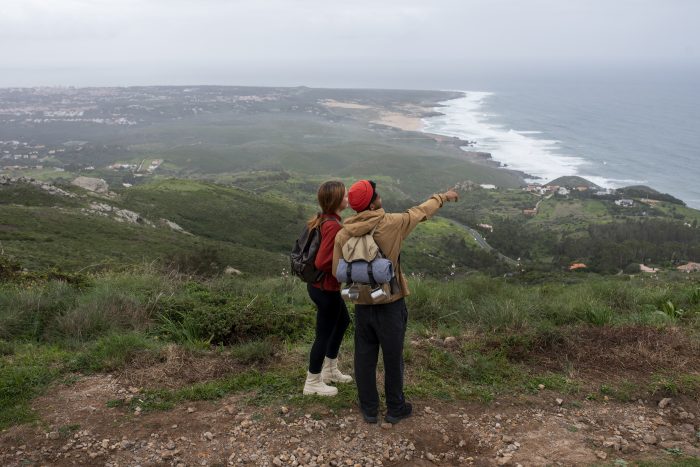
[1,0,698,87]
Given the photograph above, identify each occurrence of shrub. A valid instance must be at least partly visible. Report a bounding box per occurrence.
[67,332,160,372]
[689,287,700,305]
[0,255,22,281]
[52,291,148,341]
[0,281,78,340]
[156,286,313,344]
[475,296,530,332]
[164,246,226,277]
[230,339,278,364]
[0,339,14,356]
[407,279,469,324]
[655,300,685,322]
[0,270,167,342]
[583,304,614,326]
[590,281,638,312]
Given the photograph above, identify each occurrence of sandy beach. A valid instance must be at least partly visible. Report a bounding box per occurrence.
[320,99,427,132]
[371,111,424,131]
[320,99,372,110]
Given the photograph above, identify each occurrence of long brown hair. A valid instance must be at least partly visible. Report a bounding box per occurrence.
[307,180,345,230]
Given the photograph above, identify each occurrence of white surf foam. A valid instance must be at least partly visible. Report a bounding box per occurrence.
[422,92,598,184]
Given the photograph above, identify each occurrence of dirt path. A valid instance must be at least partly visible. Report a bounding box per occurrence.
[1,374,698,466]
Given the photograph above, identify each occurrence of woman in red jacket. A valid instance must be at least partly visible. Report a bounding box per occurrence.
[303,180,353,396]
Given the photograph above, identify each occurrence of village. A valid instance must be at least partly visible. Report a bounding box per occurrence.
[459,179,700,276]
[0,86,291,174]
[521,182,634,215]
[0,135,166,178]
[0,86,283,129]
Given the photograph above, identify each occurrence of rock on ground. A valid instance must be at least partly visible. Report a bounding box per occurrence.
[71,176,110,194]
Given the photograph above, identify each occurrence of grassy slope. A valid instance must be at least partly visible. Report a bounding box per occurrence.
[0,183,82,209]
[532,197,613,234]
[5,175,700,275]
[0,181,291,274]
[0,178,496,275]
[443,189,541,225]
[401,217,481,275]
[0,204,286,274]
[118,178,305,253]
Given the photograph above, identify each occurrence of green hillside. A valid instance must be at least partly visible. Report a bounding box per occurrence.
[118,178,306,253]
[0,178,500,276]
[546,176,601,189]
[0,181,291,274]
[7,175,700,276]
[0,203,286,274]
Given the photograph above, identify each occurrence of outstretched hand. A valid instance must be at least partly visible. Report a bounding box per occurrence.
[444,189,459,202]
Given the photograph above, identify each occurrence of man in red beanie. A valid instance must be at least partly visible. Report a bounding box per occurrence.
[333,180,459,424]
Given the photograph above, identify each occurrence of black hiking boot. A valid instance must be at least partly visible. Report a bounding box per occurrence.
[384,402,413,424]
[360,409,378,424]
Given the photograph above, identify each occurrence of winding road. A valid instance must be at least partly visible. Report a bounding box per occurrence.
[447,219,520,267]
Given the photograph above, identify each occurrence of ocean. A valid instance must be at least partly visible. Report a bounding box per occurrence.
[421,70,700,208]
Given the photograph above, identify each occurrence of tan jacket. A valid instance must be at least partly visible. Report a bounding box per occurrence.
[332,193,449,304]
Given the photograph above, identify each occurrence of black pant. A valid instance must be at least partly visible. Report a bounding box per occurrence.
[307,284,351,374]
[354,298,408,416]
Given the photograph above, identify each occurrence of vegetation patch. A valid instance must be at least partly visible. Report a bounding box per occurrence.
[519,325,700,379]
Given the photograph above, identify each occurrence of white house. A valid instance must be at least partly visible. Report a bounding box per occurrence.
[615,199,634,207]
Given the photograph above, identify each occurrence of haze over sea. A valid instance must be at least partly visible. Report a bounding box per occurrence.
[422,68,700,208]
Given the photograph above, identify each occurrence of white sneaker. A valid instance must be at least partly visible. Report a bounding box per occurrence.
[303,371,338,396]
[321,357,353,384]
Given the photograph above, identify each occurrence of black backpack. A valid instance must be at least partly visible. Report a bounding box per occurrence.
[290,218,338,283]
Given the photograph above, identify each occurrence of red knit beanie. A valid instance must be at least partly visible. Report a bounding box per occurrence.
[348,180,376,212]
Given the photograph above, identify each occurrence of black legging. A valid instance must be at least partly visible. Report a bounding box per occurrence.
[307,284,351,374]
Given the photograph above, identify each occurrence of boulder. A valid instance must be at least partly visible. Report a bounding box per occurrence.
[224,266,243,276]
[161,219,190,235]
[72,176,109,194]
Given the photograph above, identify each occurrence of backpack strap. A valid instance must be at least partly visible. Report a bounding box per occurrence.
[366,262,377,287]
[311,217,341,290]
[369,224,386,259]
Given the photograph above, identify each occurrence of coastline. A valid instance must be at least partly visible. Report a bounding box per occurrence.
[416,93,537,180]
[418,92,593,188]
[417,91,697,207]
[317,91,534,185]
[319,89,697,206]
[366,95,537,182]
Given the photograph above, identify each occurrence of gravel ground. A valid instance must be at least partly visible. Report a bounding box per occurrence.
[1,374,699,466]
